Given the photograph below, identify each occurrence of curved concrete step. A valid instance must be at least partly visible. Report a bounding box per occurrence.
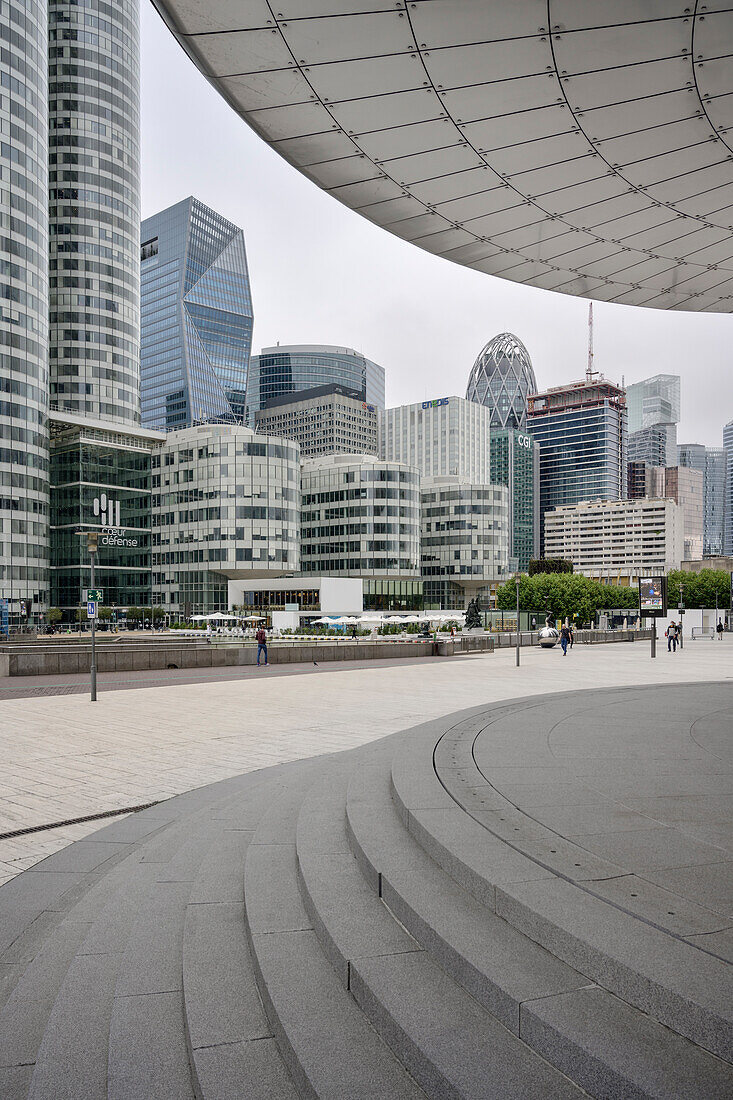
[244,775,428,1100]
[182,777,300,1100]
[391,722,733,1063]
[299,768,585,1099]
[349,754,733,1099]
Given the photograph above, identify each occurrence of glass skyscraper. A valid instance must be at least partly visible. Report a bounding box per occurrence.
[48,0,141,425]
[246,345,385,424]
[140,197,253,429]
[678,443,726,558]
[527,376,627,554]
[465,333,537,431]
[490,430,540,571]
[0,1,50,626]
[724,421,733,556]
[626,375,680,467]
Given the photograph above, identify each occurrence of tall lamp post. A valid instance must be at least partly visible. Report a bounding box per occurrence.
[515,573,521,667]
[87,531,98,702]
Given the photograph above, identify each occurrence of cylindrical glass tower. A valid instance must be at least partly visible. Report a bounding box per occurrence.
[0,1,50,624]
[48,0,141,424]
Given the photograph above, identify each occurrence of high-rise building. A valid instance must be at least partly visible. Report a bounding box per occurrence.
[527,375,627,552]
[246,345,384,424]
[489,430,540,571]
[626,375,680,467]
[300,455,421,609]
[724,421,733,555]
[627,462,665,500]
[628,424,676,468]
[152,425,300,616]
[140,197,253,430]
[465,333,537,430]
[678,443,726,557]
[254,385,378,457]
[664,467,704,562]
[49,413,164,614]
[381,397,492,482]
[544,498,684,581]
[0,1,50,627]
[627,375,681,434]
[420,479,509,609]
[48,0,141,425]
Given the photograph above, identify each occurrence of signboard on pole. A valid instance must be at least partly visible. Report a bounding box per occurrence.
[85,589,103,602]
[87,600,98,620]
[638,576,667,617]
[0,598,8,636]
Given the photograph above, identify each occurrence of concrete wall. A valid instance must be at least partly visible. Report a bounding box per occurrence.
[1,639,435,677]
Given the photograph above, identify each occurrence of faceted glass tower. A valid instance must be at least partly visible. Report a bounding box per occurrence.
[140,197,253,429]
[724,421,733,556]
[466,333,537,431]
[0,1,50,624]
[48,0,141,424]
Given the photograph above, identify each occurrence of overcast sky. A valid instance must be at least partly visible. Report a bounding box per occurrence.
[141,3,732,449]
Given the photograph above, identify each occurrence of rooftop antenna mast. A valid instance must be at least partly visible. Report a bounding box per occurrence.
[586,302,597,382]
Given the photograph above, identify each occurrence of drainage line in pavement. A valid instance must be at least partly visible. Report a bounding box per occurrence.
[0,801,162,842]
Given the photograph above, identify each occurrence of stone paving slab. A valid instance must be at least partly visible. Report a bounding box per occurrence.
[2,642,732,884]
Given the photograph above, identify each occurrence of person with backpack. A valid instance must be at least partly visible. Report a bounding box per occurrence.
[717,618,724,641]
[255,624,268,666]
[665,621,677,652]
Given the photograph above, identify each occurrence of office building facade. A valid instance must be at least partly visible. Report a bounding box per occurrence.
[489,430,539,571]
[626,375,679,467]
[300,455,421,609]
[140,197,253,430]
[0,0,50,627]
[381,397,492,482]
[48,0,141,425]
[254,385,378,457]
[49,413,163,614]
[544,498,684,581]
[152,425,300,617]
[725,421,733,556]
[246,345,384,424]
[528,375,627,553]
[421,479,509,610]
[678,443,726,558]
[465,333,537,431]
[664,466,704,562]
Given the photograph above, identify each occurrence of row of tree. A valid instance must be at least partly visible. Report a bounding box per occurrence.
[495,569,731,626]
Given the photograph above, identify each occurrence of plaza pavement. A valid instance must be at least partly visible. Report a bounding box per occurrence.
[1,637,731,886]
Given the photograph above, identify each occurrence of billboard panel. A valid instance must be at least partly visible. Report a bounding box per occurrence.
[638,576,667,617]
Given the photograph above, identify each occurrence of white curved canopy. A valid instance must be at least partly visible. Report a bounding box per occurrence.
[153,1,733,312]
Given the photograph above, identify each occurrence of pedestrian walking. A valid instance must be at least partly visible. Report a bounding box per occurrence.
[256,624,268,666]
[568,623,574,648]
[665,621,677,652]
[560,623,571,656]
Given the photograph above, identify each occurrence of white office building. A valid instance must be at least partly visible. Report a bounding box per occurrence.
[381,397,492,482]
[544,498,684,581]
[421,478,509,609]
[151,424,301,616]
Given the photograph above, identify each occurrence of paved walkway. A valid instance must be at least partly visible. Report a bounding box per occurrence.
[1,638,731,885]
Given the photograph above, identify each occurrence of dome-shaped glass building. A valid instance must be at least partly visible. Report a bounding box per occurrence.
[466,334,536,431]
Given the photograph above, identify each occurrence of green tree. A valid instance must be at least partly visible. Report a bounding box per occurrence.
[97,606,112,622]
[528,558,573,576]
[46,607,62,626]
[667,569,730,610]
[496,572,639,626]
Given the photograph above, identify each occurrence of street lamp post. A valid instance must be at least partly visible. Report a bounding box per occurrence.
[515,574,521,668]
[87,531,98,702]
